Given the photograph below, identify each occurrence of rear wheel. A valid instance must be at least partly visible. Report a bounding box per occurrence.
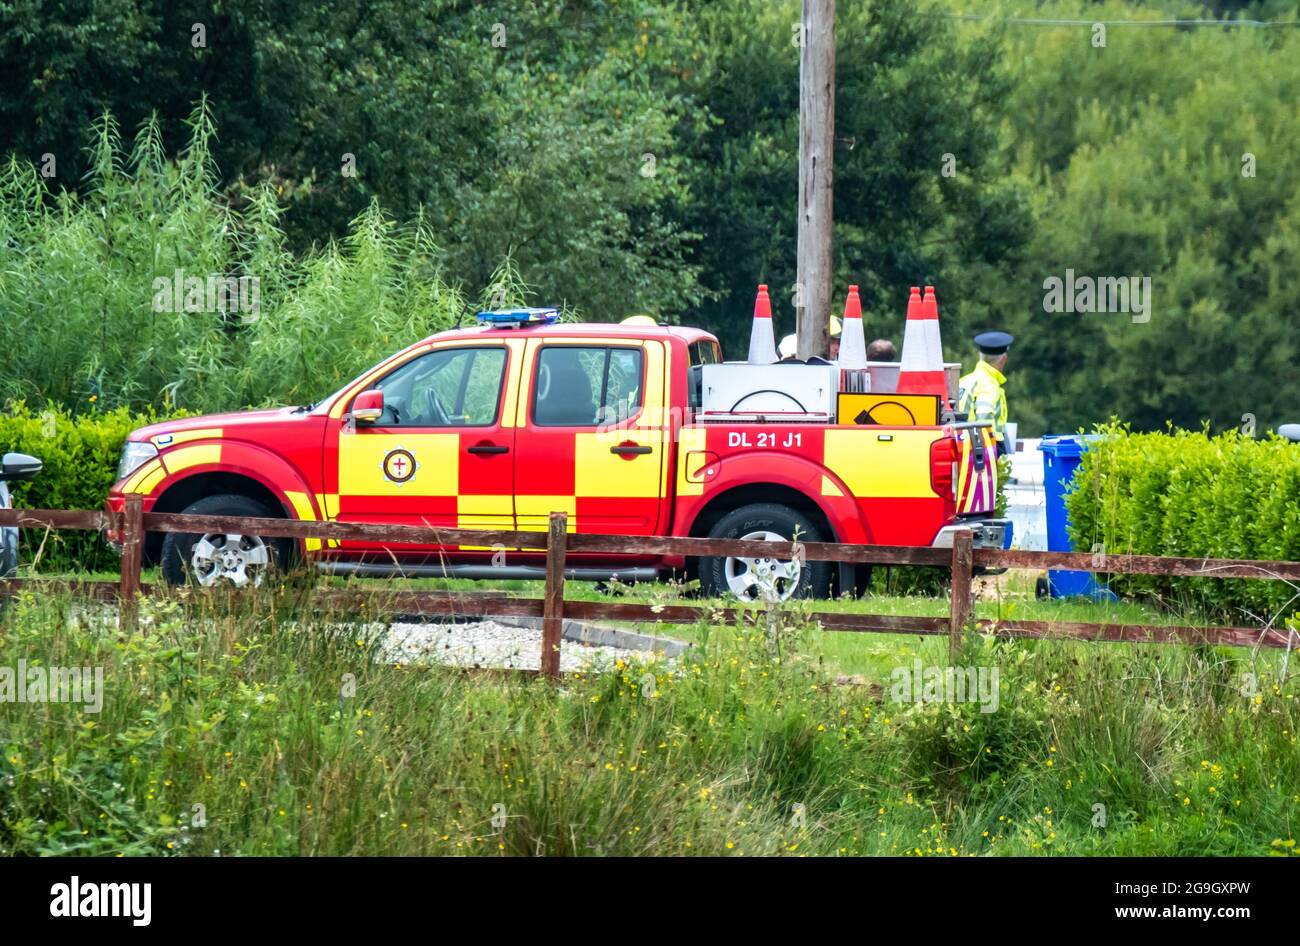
[834,563,873,600]
[698,503,831,602]
[160,494,292,588]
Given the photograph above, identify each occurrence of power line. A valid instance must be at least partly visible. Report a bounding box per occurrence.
[935,14,1300,28]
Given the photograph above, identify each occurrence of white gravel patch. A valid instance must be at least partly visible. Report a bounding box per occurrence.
[378,619,654,672]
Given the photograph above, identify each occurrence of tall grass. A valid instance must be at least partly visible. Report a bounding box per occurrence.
[0,102,531,416]
[1,587,1295,856]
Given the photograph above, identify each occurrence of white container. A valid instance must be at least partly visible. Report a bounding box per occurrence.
[867,361,962,402]
[1004,436,1048,550]
[701,362,839,419]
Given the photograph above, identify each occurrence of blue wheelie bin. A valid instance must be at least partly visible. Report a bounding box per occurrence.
[1038,435,1115,599]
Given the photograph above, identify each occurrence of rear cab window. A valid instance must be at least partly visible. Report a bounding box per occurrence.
[532,346,644,427]
[687,339,721,411]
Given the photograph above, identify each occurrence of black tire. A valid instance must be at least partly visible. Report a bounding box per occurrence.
[834,562,873,600]
[697,502,832,601]
[160,494,293,587]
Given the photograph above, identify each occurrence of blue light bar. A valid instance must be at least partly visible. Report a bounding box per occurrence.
[475,307,559,326]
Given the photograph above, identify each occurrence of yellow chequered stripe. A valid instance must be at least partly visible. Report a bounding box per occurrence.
[514,339,540,427]
[676,427,707,496]
[338,433,458,496]
[636,340,665,429]
[318,493,341,547]
[516,495,576,532]
[823,428,939,498]
[498,338,526,428]
[575,431,662,498]
[283,490,322,551]
[456,494,515,549]
[121,457,166,494]
[163,443,222,475]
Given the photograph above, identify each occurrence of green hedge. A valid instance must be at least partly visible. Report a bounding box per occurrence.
[1,404,179,572]
[1067,423,1300,622]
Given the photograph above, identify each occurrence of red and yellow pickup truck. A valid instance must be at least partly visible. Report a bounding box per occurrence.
[107,312,1007,600]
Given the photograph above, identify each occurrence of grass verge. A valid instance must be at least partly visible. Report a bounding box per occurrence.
[1,583,1297,856]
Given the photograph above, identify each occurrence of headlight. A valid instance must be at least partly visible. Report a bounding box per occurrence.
[117,441,159,481]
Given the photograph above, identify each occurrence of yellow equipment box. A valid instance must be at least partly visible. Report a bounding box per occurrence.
[838,392,941,426]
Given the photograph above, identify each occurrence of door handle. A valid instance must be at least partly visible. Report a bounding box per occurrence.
[610,444,653,456]
[468,443,510,455]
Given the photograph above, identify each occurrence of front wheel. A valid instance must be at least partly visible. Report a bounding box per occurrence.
[698,503,831,602]
[160,494,292,588]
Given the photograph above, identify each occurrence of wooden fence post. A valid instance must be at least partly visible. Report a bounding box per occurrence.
[120,493,144,629]
[542,511,568,679]
[949,529,973,659]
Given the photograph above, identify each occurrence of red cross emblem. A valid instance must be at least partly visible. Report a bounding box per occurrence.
[382,448,417,484]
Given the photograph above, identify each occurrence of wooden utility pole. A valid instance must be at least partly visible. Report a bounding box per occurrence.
[796,0,835,361]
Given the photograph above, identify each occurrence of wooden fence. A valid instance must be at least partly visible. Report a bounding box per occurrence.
[2,495,1299,678]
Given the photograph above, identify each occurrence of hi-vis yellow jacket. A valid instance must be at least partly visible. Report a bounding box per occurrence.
[957,360,1007,444]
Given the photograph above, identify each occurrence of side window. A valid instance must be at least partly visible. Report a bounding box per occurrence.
[689,340,721,366]
[533,346,644,427]
[687,340,720,410]
[371,347,507,427]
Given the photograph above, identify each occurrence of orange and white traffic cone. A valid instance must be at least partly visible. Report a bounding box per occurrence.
[838,284,867,368]
[747,283,778,365]
[896,285,947,399]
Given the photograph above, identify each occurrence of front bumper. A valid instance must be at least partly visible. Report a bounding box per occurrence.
[931,518,1012,550]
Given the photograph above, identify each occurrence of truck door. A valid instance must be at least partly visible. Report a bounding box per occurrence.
[334,342,518,557]
[513,338,667,538]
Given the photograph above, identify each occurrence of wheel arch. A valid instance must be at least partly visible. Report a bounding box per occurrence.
[685,482,838,546]
[145,471,295,565]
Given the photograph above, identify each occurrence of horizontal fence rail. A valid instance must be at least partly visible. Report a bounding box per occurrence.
[1,500,1298,675]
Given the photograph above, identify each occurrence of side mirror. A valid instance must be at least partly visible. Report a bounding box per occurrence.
[1,452,42,481]
[350,389,384,424]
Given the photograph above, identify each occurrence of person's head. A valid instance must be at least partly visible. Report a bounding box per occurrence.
[828,314,842,360]
[866,339,897,362]
[981,351,1009,373]
[973,331,1014,373]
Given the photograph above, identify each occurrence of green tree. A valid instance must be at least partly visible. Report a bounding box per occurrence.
[672,0,1032,358]
[993,0,1300,433]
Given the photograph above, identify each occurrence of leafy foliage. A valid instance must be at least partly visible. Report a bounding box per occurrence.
[991,0,1300,434]
[0,404,176,571]
[4,0,1300,433]
[1068,422,1300,622]
[0,105,480,414]
[674,0,1032,356]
